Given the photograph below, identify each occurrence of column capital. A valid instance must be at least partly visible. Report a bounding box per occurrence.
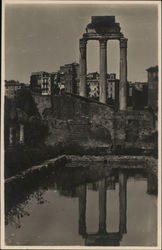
[79,38,87,48]
[120,38,128,48]
[99,38,107,49]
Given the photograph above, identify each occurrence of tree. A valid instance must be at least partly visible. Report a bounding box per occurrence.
[15,88,38,116]
[5,89,49,147]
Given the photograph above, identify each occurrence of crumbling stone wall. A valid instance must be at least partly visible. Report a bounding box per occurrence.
[32,93,156,152]
[33,93,52,118]
[44,94,114,149]
[114,110,155,151]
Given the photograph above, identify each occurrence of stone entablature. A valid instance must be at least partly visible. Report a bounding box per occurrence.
[83,33,124,41]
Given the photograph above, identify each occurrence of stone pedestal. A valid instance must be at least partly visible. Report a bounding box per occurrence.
[19,124,24,144]
[119,171,127,234]
[120,38,128,110]
[79,39,87,97]
[99,39,107,104]
[98,179,107,233]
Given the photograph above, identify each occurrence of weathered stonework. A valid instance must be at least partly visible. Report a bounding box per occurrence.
[113,110,155,151]
[33,93,156,153]
[44,94,114,149]
[33,93,52,118]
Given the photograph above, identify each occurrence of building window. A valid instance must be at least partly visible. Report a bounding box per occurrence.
[153,72,157,79]
[129,87,133,96]
[148,72,152,80]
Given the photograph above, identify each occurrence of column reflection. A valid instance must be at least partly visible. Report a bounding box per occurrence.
[119,170,127,234]
[78,184,87,237]
[78,170,128,246]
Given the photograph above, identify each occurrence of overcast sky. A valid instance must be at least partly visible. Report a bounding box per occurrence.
[5,3,158,83]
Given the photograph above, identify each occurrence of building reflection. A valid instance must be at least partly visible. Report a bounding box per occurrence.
[5,163,157,246]
[147,172,157,195]
[78,170,127,246]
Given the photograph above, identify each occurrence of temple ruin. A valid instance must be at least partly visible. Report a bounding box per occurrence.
[79,16,128,110]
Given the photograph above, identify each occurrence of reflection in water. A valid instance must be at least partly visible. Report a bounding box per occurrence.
[78,171,127,246]
[147,172,158,195]
[5,164,157,246]
[119,171,127,234]
[78,185,87,236]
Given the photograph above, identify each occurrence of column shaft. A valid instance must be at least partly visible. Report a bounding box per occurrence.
[119,38,128,110]
[119,170,127,234]
[79,39,87,97]
[99,39,107,104]
[78,184,87,236]
[19,124,24,144]
[9,126,14,146]
[98,179,107,233]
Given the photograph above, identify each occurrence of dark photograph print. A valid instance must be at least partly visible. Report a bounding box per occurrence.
[1,0,161,249]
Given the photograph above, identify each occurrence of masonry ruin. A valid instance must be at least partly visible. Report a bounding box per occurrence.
[16,15,155,154]
[79,16,127,110]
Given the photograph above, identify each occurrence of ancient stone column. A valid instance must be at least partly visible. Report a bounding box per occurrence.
[98,179,107,234]
[119,170,127,234]
[19,124,24,144]
[99,38,107,104]
[119,38,128,110]
[78,184,87,236]
[79,38,87,97]
[9,126,14,146]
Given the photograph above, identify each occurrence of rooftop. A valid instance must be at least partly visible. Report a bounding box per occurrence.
[92,16,115,26]
[146,66,158,72]
[5,80,25,86]
[31,71,49,76]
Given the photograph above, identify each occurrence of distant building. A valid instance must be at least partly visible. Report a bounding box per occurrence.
[107,73,119,108]
[59,63,79,95]
[50,72,64,95]
[30,63,79,96]
[30,71,54,95]
[5,80,26,98]
[146,66,158,111]
[87,72,119,108]
[87,72,99,99]
[128,82,148,109]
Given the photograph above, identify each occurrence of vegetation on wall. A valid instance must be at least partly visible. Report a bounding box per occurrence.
[5,89,50,177]
[5,89,49,147]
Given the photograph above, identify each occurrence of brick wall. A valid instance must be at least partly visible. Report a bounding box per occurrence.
[114,110,155,150]
[45,94,114,148]
[33,93,156,152]
[33,93,52,118]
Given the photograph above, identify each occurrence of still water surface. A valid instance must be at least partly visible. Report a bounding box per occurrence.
[5,163,157,246]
